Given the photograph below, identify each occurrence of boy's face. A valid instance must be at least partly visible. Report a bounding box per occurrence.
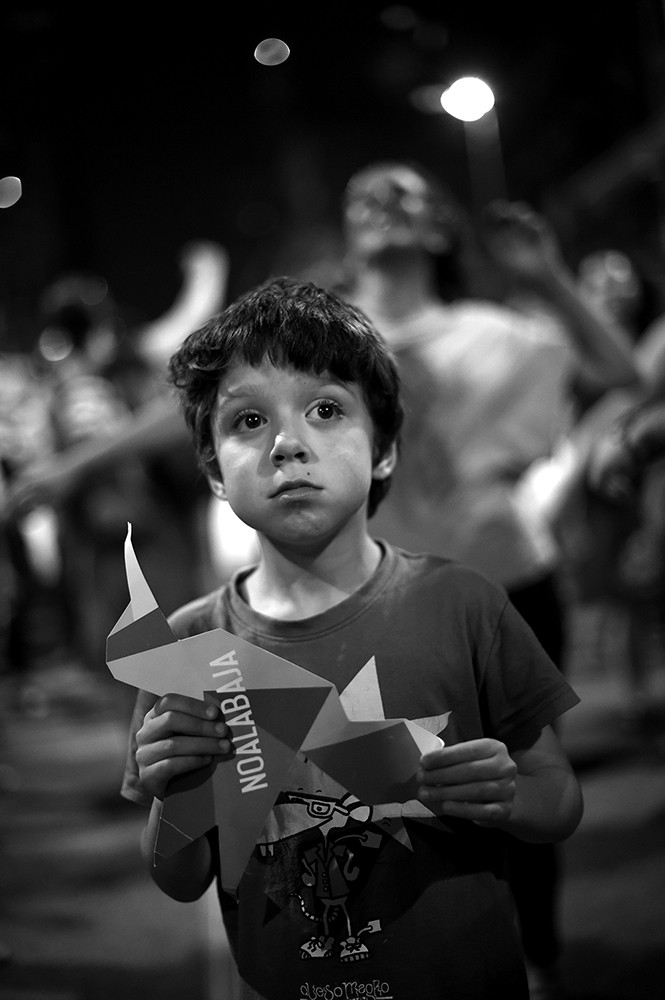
[209,358,394,549]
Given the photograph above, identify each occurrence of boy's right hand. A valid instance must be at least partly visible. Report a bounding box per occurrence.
[135,693,233,801]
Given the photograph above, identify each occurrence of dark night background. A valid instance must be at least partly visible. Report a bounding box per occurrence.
[2,1,665,349]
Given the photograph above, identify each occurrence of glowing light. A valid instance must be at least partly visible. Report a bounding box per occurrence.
[0,175,22,208]
[254,38,290,66]
[440,77,495,122]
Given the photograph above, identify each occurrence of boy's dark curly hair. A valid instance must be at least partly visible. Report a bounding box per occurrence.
[168,276,403,518]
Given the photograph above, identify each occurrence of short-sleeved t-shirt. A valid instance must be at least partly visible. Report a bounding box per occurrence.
[122,543,579,1000]
[368,300,575,588]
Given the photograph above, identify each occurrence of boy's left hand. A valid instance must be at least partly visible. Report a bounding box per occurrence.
[416,738,517,827]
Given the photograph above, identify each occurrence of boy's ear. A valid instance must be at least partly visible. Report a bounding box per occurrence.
[372,441,398,481]
[207,474,227,501]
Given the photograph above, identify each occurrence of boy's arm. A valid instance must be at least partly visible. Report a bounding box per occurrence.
[503,727,583,842]
[418,725,583,843]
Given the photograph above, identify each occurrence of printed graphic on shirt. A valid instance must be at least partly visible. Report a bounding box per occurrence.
[290,791,382,963]
[250,660,451,964]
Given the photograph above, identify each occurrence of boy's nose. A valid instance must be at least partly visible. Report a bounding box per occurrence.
[269,431,308,465]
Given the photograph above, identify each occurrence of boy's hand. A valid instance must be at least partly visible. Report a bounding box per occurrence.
[416,738,517,827]
[135,693,233,801]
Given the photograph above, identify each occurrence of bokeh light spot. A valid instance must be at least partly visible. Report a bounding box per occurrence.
[440,77,495,122]
[0,176,22,208]
[254,38,290,66]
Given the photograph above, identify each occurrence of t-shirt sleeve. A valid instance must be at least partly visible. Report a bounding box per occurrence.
[480,596,580,751]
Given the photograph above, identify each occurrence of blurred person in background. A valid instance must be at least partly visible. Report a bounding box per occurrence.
[34,271,175,683]
[2,242,258,592]
[333,159,638,999]
[0,345,60,711]
[555,378,665,744]
[337,160,638,657]
[574,248,663,413]
[1,243,228,711]
[546,248,665,741]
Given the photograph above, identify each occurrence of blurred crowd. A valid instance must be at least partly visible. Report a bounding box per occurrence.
[0,242,229,710]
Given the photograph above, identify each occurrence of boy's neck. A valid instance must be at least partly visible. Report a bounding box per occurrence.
[242,533,383,621]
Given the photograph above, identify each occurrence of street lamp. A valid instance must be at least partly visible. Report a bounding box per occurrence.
[440,77,506,213]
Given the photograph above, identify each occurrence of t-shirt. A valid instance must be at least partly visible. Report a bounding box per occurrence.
[368,300,576,589]
[121,543,580,1000]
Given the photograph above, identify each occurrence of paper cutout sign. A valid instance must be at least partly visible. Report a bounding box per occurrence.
[107,525,443,898]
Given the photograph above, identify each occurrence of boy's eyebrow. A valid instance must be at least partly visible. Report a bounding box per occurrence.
[214,374,287,407]
[216,381,265,402]
[211,385,257,423]
[216,373,353,406]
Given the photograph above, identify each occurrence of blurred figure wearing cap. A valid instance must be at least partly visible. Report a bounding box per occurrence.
[336,160,639,998]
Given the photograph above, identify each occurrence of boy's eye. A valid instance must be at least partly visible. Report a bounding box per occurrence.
[233,410,264,431]
[309,399,342,421]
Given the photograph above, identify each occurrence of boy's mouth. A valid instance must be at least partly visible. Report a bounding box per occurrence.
[271,479,320,498]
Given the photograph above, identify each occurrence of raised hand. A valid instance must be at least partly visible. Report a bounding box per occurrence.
[480,199,564,284]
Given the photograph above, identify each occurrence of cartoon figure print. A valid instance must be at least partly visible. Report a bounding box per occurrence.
[288,790,383,963]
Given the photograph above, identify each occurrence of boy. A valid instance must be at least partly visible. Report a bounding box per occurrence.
[121,276,583,999]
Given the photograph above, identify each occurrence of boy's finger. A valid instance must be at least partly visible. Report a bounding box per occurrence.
[139,710,230,744]
[138,735,233,769]
[152,693,220,719]
[420,739,495,769]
